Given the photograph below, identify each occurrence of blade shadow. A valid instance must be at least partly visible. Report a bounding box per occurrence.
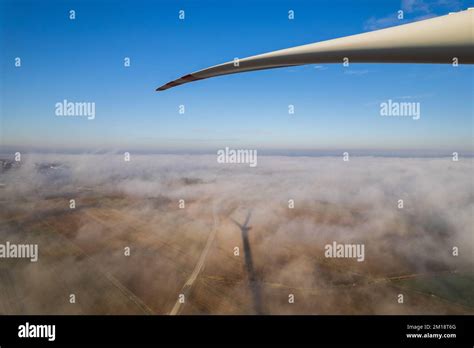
[231,210,263,314]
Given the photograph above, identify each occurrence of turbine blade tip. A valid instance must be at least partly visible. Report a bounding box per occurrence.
[156,74,202,92]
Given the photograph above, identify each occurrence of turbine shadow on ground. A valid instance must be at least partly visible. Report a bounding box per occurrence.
[231,210,263,314]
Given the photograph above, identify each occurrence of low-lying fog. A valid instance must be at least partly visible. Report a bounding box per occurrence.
[0,153,472,314]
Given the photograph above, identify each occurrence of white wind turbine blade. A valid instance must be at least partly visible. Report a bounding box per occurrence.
[156,9,474,91]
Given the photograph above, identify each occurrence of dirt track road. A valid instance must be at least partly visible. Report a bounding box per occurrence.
[169,205,219,315]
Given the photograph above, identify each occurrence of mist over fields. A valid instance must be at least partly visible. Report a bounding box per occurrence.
[0,153,472,314]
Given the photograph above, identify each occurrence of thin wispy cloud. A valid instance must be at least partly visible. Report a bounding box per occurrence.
[364,0,463,30]
[364,93,434,106]
[314,65,328,71]
[344,69,370,76]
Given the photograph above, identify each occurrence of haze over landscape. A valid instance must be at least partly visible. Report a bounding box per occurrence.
[0,0,473,315]
[0,153,472,314]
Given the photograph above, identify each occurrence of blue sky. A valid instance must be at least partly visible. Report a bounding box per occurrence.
[1,0,473,155]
